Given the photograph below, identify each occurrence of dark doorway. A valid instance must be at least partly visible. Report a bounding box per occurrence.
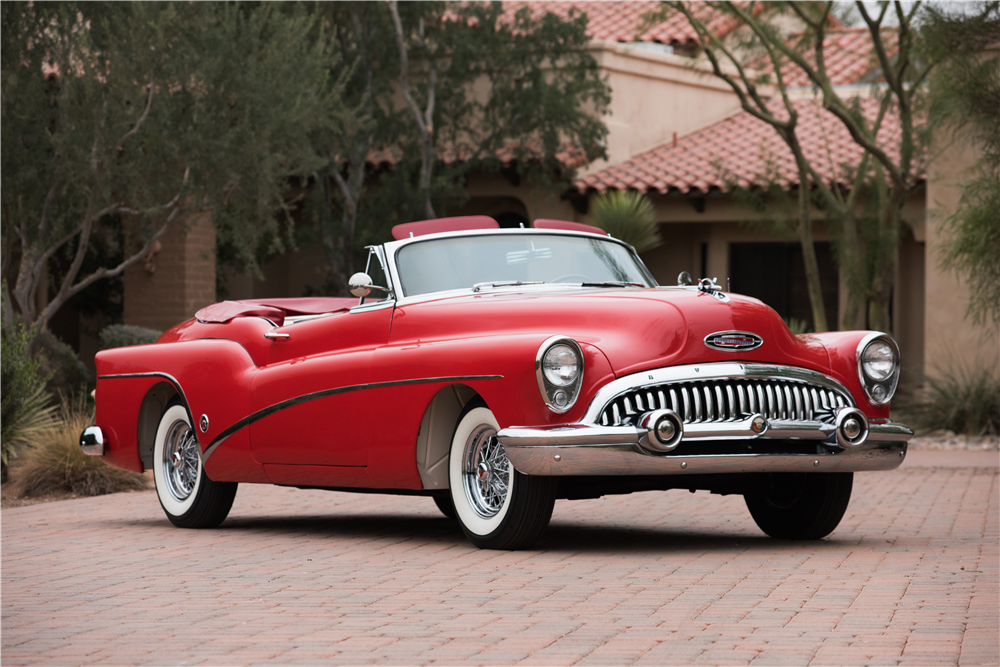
[494,211,529,229]
[729,242,839,331]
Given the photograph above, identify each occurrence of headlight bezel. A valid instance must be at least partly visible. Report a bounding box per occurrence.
[856,333,900,406]
[536,336,584,413]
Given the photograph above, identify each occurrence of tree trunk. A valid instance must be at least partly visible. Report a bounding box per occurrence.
[796,162,828,333]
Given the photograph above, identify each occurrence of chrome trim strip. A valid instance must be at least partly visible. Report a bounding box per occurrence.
[582,362,854,425]
[200,374,504,464]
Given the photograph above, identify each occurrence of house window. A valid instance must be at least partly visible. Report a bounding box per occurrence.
[729,242,839,331]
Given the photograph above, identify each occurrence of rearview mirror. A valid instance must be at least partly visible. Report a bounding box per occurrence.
[349,272,391,298]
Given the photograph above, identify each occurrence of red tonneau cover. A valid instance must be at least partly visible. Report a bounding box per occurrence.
[195,297,357,326]
[533,219,608,236]
[391,215,498,240]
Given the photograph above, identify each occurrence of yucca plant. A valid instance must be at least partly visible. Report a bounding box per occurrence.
[8,400,149,497]
[900,362,1000,436]
[588,190,662,253]
[1,316,57,480]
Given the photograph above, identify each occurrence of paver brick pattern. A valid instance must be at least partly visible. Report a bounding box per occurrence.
[2,453,997,666]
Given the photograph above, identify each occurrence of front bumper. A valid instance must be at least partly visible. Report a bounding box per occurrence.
[498,414,912,477]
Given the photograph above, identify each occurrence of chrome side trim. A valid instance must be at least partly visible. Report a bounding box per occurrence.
[200,374,504,464]
[98,372,196,436]
[583,363,854,425]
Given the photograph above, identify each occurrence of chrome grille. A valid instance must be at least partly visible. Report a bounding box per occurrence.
[598,378,850,426]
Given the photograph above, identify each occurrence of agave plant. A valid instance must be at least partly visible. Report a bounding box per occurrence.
[588,190,662,253]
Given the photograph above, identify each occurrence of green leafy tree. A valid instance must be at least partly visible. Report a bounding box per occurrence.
[387,1,611,224]
[1,2,354,337]
[924,2,1000,325]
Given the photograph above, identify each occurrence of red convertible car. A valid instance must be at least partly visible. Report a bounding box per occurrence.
[82,216,912,549]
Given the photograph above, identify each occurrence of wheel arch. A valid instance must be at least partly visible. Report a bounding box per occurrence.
[137,381,182,470]
[415,383,479,490]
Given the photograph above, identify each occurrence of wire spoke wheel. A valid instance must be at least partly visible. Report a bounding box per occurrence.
[153,403,237,528]
[162,420,201,502]
[462,425,510,518]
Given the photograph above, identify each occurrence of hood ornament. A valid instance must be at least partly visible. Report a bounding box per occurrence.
[704,331,763,351]
[697,277,730,302]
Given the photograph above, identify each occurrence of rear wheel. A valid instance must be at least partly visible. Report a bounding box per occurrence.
[448,403,555,550]
[153,403,237,528]
[744,472,853,540]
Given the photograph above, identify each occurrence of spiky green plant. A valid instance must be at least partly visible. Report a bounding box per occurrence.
[8,400,149,497]
[1,313,57,480]
[900,361,1000,436]
[588,190,662,253]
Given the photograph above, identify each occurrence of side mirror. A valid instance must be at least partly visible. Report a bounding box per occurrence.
[677,271,696,286]
[348,272,391,299]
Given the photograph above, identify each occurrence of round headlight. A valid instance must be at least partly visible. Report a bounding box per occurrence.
[542,344,579,386]
[861,341,895,381]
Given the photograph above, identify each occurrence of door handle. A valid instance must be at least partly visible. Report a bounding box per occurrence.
[264,332,290,340]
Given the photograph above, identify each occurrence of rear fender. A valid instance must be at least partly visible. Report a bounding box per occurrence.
[95,339,264,481]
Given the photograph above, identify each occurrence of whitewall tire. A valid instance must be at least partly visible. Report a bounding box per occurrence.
[153,402,237,528]
[448,403,555,549]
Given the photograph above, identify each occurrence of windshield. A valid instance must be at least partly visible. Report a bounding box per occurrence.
[395,233,657,297]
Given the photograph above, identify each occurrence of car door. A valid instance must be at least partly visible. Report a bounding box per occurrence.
[249,250,394,467]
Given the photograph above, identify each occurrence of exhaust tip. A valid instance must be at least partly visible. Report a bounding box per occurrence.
[80,425,105,456]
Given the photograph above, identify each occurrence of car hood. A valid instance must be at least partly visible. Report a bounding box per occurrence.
[392,287,830,378]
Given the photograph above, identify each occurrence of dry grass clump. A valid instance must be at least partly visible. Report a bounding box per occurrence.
[7,401,149,498]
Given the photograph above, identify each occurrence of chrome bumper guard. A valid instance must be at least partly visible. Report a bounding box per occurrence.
[80,426,105,456]
[497,413,912,476]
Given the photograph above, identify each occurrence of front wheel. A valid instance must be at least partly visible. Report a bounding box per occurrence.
[448,403,555,550]
[153,403,237,528]
[744,472,853,540]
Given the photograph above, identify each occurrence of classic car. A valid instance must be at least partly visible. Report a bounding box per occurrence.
[82,215,912,549]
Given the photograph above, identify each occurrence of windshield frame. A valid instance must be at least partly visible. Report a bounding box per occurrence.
[383,229,658,304]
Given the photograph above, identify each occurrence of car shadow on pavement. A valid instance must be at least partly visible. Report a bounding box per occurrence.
[111,513,862,554]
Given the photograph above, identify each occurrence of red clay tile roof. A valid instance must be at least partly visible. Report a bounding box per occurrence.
[771,27,898,88]
[502,1,742,48]
[576,98,913,195]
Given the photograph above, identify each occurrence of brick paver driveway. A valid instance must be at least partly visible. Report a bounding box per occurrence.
[2,451,997,666]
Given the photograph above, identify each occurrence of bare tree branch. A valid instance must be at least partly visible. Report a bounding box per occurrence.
[116,79,154,151]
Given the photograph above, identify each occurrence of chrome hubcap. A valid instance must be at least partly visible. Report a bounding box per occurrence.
[463,425,510,518]
[162,420,200,502]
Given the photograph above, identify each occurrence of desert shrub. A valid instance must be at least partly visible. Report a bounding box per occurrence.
[9,400,149,497]
[588,190,662,253]
[902,362,1000,436]
[99,324,162,350]
[1,320,57,480]
[33,330,89,397]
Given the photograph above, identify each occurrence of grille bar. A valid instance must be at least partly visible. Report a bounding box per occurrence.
[598,378,850,427]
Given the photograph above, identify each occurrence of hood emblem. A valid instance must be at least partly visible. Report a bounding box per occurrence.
[704,331,763,351]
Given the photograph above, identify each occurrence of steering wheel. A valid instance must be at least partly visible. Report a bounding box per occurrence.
[549,274,589,283]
